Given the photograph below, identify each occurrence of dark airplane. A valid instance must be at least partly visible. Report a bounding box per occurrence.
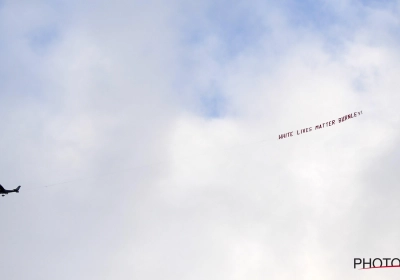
[0,185,21,197]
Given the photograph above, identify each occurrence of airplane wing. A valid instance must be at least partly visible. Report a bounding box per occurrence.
[0,185,5,192]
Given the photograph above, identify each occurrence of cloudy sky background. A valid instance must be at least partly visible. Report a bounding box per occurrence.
[1,0,400,279]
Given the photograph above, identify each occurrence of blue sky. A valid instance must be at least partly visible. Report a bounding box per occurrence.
[179,0,400,119]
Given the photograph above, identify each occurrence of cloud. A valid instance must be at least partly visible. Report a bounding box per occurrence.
[0,0,400,279]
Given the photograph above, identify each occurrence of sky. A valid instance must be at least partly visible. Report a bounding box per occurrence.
[0,0,400,279]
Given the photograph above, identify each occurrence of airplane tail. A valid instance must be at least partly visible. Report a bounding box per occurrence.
[15,186,21,193]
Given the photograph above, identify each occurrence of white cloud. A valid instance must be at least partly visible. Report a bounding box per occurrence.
[1,0,400,279]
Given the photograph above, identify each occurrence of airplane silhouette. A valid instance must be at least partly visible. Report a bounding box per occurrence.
[0,185,21,197]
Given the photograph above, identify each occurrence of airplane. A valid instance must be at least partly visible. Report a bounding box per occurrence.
[0,185,21,197]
